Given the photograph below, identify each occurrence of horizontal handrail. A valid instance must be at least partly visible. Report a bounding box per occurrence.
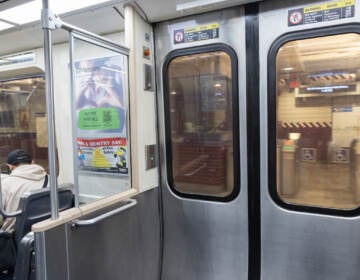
[0,208,22,218]
[70,199,137,229]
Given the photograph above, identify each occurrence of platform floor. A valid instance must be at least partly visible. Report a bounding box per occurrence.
[281,161,358,209]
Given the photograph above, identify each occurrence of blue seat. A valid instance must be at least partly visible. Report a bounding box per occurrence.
[0,185,74,279]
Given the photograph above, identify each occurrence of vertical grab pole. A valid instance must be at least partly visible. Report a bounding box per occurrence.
[42,0,59,219]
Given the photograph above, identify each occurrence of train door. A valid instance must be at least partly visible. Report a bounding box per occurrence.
[155,7,249,280]
[259,0,360,279]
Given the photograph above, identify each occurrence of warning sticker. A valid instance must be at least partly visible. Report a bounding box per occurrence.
[174,23,219,44]
[288,0,355,27]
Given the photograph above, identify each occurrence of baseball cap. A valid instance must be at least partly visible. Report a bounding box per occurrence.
[6,149,32,166]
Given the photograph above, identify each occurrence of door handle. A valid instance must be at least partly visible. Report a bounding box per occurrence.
[70,198,137,229]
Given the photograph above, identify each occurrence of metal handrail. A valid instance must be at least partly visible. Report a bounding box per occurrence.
[70,199,137,229]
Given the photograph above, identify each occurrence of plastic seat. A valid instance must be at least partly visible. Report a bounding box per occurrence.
[13,232,35,280]
[0,185,74,279]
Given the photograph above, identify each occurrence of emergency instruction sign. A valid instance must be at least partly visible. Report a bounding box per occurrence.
[174,23,219,44]
[288,0,354,26]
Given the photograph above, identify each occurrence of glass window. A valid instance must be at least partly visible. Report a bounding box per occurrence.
[166,50,236,198]
[71,35,130,204]
[0,76,51,173]
[276,33,360,210]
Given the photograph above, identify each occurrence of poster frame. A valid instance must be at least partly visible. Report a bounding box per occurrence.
[69,31,131,204]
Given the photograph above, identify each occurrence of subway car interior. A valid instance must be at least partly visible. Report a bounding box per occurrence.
[0,0,359,279]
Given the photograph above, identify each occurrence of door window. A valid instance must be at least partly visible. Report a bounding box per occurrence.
[275,33,360,210]
[165,46,239,200]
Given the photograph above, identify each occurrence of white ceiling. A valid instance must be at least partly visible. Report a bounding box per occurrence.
[0,1,125,55]
[135,0,261,22]
[0,0,265,55]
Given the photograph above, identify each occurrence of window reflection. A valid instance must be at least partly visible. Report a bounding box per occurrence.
[0,77,50,173]
[276,33,360,210]
[167,51,234,197]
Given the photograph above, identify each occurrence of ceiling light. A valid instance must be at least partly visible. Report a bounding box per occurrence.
[0,0,112,29]
[282,67,294,71]
[0,21,15,31]
[176,0,227,12]
[0,1,41,25]
[52,0,111,15]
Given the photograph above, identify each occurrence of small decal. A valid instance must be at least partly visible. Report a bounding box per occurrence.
[174,29,185,44]
[333,148,350,163]
[301,148,317,162]
[289,9,304,25]
[332,105,353,112]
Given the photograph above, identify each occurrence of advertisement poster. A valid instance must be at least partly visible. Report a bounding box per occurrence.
[77,137,128,174]
[74,55,129,174]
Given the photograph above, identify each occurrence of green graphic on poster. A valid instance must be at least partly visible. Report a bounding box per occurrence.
[78,108,121,130]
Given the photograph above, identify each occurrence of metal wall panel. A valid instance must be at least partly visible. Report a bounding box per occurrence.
[36,226,69,280]
[39,189,160,280]
[155,7,249,280]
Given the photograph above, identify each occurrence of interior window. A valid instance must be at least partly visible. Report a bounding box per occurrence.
[276,33,360,210]
[167,50,235,198]
[0,76,50,173]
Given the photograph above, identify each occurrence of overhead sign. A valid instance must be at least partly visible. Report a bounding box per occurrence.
[333,105,353,112]
[288,0,354,26]
[174,22,219,44]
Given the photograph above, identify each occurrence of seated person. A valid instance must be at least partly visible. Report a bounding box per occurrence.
[1,149,48,232]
